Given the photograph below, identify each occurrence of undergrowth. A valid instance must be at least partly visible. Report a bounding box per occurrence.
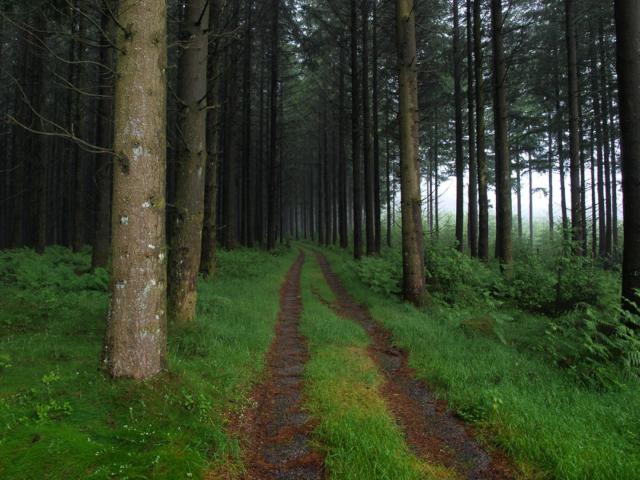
[0,246,294,480]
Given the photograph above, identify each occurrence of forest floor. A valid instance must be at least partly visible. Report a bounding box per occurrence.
[1,245,640,479]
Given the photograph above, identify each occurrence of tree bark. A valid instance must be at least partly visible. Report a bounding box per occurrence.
[396,0,426,305]
[362,0,375,255]
[201,0,222,276]
[565,0,584,253]
[474,0,489,260]
[351,0,363,259]
[547,119,554,239]
[453,0,465,252]
[491,0,512,267]
[466,0,478,257]
[92,2,115,269]
[615,0,640,311]
[267,0,280,250]
[338,42,349,249]
[372,0,382,253]
[168,0,210,323]
[105,0,168,379]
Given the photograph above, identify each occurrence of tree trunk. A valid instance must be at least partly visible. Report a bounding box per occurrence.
[372,0,382,253]
[599,26,613,257]
[491,0,512,267]
[338,42,349,249]
[547,119,554,239]
[105,0,168,379]
[72,4,86,253]
[453,0,464,252]
[528,153,534,246]
[168,0,210,323]
[92,3,115,269]
[396,0,426,305]
[362,0,375,255]
[242,0,254,248]
[565,0,584,253]
[351,0,362,259]
[516,156,522,239]
[474,0,489,260]
[267,0,280,250]
[466,0,478,257]
[201,0,222,276]
[592,46,607,258]
[615,0,640,312]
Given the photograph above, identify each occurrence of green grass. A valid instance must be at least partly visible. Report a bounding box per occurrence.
[319,245,640,480]
[299,252,455,480]
[0,247,295,480]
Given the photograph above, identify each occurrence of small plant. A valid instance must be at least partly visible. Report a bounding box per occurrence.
[0,353,12,371]
[35,399,73,422]
[41,371,61,387]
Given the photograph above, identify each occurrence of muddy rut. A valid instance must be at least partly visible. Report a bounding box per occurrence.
[237,252,324,480]
[315,253,515,480]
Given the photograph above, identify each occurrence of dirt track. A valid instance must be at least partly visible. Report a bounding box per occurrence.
[315,252,515,480]
[236,252,324,480]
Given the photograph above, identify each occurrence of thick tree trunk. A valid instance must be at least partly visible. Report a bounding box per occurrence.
[396,0,426,305]
[491,0,512,267]
[474,0,489,260]
[351,0,363,259]
[105,0,168,379]
[453,0,464,252]
[168,0,210,323]
[565,0,584,252]
[615,0,640,311]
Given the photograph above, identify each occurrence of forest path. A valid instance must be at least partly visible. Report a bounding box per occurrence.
[314,252,515,480]
[234,251,324,480]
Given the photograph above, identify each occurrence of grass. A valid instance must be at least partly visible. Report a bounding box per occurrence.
[319,245,640,480]
[0,246,295,480]
[299,251,455,480]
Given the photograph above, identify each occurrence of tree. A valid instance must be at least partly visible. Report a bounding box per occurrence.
[453,0,464,252]
[396,0,426,305]
[474,0,489,261]
[91,1,115,269]
[169,0,210,323]
[491,0,512,267]
[201,0,222,276]
[267,0,280,251]
[351,0,363,259]
[565,0,584,253]
[105,0,168,379]
[466,0,478,257]
[615,0,640,312]
[362,0,375,255]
